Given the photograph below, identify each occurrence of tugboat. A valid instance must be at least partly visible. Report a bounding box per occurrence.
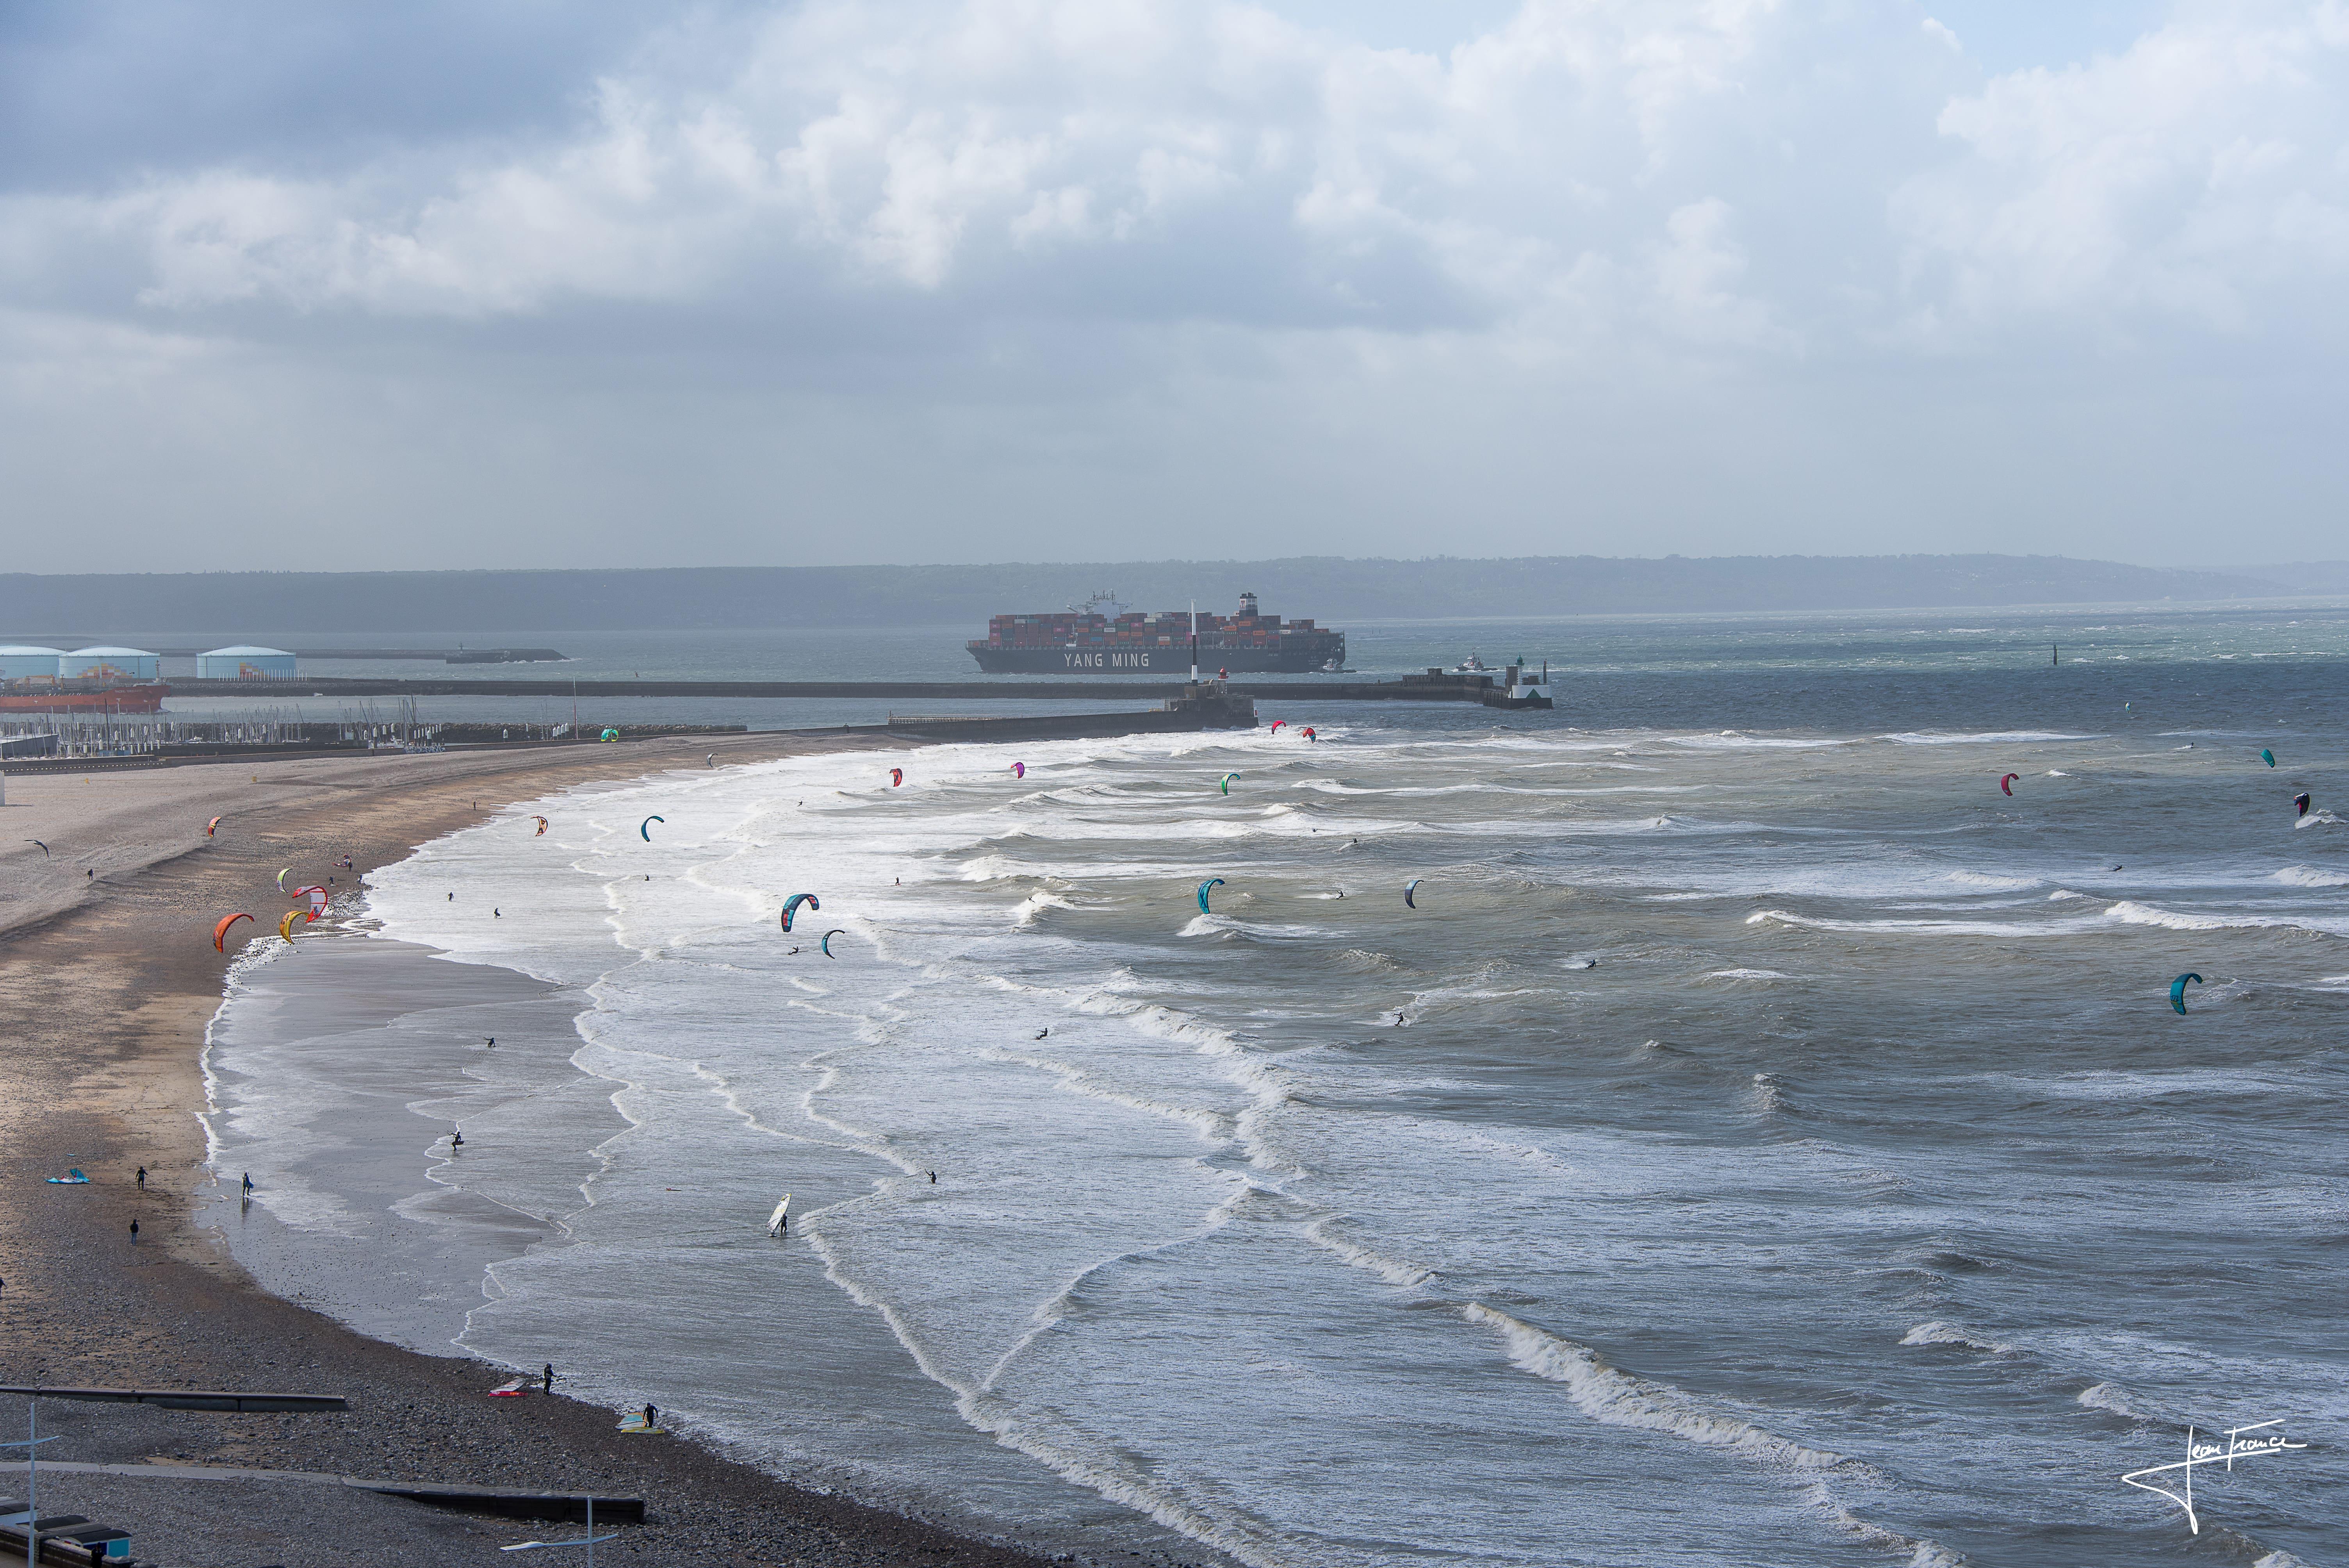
[1453,652,1492,673]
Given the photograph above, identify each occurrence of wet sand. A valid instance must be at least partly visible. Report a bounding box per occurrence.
[0,736,1110,1566]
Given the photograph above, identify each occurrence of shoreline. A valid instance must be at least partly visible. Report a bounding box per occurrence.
[0,734,1166,1566]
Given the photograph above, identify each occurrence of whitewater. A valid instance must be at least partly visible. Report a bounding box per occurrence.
[200,711,2346,1566]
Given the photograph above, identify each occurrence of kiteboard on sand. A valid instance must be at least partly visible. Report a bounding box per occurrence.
[767,1194,790,1238]
[488,1378,532,1397]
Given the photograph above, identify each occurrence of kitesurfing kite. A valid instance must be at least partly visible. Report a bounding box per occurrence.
[820,928,845,957]
[1220,773,1240,796]
[279,909,311,942]
[601,728,620,742]
[2000,773,2019,796]
[275,867,292,891]
[2296,793,2312,818]
[640,815,663,841]
[296,885,328,917]
[781,892,820,932]
[1196,878,1224,914]
[206,816,223,837]
[1270,720,1286,734]
[1404,879,1422,909]
[1302,728,1317,742]
[533,816,549,836]
[889,768,904,787]
[1012,762,1026,779]
[2261,749,2277,768]
[212,912,253,951]
[2170,972,2203,1014]
[24,839,48,858]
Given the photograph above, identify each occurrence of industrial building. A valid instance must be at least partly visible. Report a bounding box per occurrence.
[62,645,160,680]
[0,645,64,682]
[196,644,296,680]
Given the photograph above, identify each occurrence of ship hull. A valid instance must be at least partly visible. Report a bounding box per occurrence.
[968,645,1335,674]
[0,682,170,713]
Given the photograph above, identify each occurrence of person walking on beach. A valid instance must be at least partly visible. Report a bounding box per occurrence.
[128,1219,139,1242]
[241,1172,253,1196]
[543,1363,555,1395]
[452,1131,465,1150]
[135,1166,146,1191]
[643,1402,659,1430]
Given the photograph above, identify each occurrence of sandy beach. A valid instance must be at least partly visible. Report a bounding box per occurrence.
[0,734,1094,1566]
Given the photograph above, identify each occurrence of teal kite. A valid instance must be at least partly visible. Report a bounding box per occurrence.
[1196,878,1224,914]
[640,815,664,841]
[2170,973,2203,1015]
[2261,748,2276,767]
[1219,773,1240,796]
[782,892,820,932]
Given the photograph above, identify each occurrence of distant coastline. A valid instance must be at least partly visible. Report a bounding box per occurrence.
[5,552,2344,638]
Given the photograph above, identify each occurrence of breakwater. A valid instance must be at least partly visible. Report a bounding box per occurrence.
[173,673,1504,702]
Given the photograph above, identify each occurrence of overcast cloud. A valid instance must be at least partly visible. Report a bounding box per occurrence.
[3,0,2342,572]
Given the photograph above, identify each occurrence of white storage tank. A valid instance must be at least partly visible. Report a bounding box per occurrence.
[0,645,65,681]
[197,645,296,680]
[64,645,160,680]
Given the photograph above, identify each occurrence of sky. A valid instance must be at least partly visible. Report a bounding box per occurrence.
[3,0,2343,573]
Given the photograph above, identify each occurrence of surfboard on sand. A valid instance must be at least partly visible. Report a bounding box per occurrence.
[489,1378,532,1397]
[767,1194,790,1237]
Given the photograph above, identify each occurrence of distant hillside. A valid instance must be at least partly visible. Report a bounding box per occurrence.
[2228,561,2349,595]
[0,554,2298,636]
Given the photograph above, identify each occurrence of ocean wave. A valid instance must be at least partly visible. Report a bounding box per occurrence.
[1900,1321,2014,1355]
[1010,890,1078,927]
[2296,809,2344,828]
[1708,968,1793,980]
[1877,730,2099,745]
[1465,1304,1845,1468]
[1947,870,2042,891]
[2274,865,2349,887]
[2076,1381,2142,1418]
[1750,900,2341,940]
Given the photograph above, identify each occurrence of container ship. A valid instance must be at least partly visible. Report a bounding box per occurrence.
[967,593,1345,674]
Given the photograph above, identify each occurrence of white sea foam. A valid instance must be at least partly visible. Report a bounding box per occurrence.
[1709,968,1793,980]
[2274,865,2349,887]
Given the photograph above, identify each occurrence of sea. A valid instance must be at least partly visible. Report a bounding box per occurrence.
[197,603,2347,1568]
